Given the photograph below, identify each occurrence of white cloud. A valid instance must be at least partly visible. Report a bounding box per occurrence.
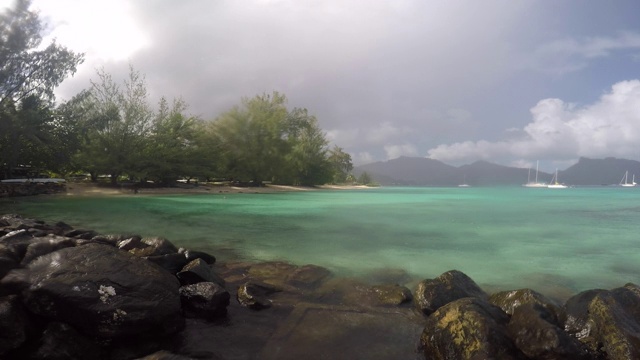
[384,143,418,160]
[428,79,640,163]
[524,32,640,75]
[354,152,374,166]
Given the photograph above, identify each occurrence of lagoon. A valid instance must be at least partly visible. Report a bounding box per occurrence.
[3,186,640,301]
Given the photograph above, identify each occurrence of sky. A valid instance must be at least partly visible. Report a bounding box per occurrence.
[4,0,640,171]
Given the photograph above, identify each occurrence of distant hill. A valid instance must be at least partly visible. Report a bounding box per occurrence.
[352,156,640,186]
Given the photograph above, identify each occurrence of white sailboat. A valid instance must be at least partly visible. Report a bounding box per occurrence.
[458,174,470,187]
[523,160,547,187]
[619,171,637,187]
[547,168,568,189]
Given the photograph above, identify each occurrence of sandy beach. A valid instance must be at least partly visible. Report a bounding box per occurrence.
[62,182,372,197]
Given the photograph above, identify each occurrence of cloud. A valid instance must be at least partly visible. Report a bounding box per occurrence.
[384,143,418,160]
[428,79,640,163]
[523,32,640,75]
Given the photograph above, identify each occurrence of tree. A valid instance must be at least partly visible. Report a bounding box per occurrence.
[358,171,372,185]
[0,0,83,177]
[75,66,153,184]
[0,0,83,106]
[327,145,353,184]
[285,109,331,185]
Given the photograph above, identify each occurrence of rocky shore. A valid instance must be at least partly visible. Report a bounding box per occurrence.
[1,214,639,359]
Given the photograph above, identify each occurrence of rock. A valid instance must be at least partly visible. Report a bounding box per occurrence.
[118,236,145,251]
[286,264,331,289]
[507,303,592,359]
[177,258,226,287]
[490,288,563,322]
[0,295,30,355]
[17,243,184,339]
[63,228,98,239]
[414,269,488,316]
[179,248,216,265]
[420,297,525,359]
[145,253,192,275]
[0,245,19,280]
[237,281,282,310]
[371,284,413,306]
[90,234,139,247]
[136,350,214,360]
[584,285,640,359]
[248,261,296,287]
[28,321,103,360]
[179,282,230,320]
[0,214,42,230]
[20,235,76,265]
[563,289,607,339]
[129,237,179,257]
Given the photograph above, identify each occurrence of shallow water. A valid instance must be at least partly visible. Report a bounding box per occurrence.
[3,186,640,300]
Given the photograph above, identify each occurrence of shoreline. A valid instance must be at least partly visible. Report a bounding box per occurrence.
[62,182,374,197]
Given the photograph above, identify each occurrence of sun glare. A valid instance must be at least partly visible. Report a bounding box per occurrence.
[32,0,149,61]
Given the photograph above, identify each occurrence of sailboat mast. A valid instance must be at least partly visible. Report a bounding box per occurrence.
[535,161,539,183]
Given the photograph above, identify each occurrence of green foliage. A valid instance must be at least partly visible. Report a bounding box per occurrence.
[0,0,83,177]
[327,145,353,184]
[358,171,373,185]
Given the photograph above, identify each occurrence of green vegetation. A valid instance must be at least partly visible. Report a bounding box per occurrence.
[0,0,353,186]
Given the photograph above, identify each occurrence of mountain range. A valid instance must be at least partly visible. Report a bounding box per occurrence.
[352,156,640,186]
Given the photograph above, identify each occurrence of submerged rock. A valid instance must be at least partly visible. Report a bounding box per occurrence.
[237,281,282,310]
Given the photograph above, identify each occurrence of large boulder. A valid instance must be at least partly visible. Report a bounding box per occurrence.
[414,270,488,315]
[129,237,179,257]
[420,297,525,359]
[177,258,226,287]
[4,243,184,340]
[27,322,103,360]
[507,303,592,359]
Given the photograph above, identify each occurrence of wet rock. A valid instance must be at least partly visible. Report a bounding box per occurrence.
[63,228,98,239]
[584,285,640,359]
[0,214,42,230]
[420,297,525,359]
[179,248,216,265]
[0,295,30,355]
[371,284,413,306]
[137,350,214,360]
[248,261,296,287]
[89,234,139,247]
[0,245,19,280]
[490,288,563,322]
[563,289,607,339]
[507,303,592,359]
[414,269,488,316]
[237,281,282,310]
[130,236,179,257]
[177,258,226,287]
[180,282,230,320]
[16,243,184,339]
[29,321,103,360]
[286,264,331,289]
[146,253,192,275]
[20,235,76,265]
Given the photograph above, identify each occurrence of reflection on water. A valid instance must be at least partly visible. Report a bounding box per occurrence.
[4,186,640,301]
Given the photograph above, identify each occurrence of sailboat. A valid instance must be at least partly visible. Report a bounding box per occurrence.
[458,174,470,187]
[523,161,547,187]
[619,171,637,187]
[547,168,568,189]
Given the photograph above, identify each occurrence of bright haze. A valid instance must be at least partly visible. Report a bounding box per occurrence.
[6,0,640,171]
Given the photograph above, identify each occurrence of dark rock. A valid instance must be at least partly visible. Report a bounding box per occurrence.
[20,235,76,265]
[420,297,525,359]
[145,253,191,275]
[507,303,592,359]
[136,350,215,360]
[237,281,282,310]
[177,258,226,287]
[129,236,179,257]
[90,233,139,247]
[29,321,103,360]
[490,288,563,322]
[414,269,488,316]
[0,245,19,280]
[18,243,184,339]
[180,248,216,265]
[180,282,230,320]
[0,295,30,355]
[0,214,42,230]
[118,236,146,251]
[64,228,98,239]
[371,284,413,306]
[247,261,296,287]
[286,264,331,289]
[584,286,640,359]
[563,289,607,339]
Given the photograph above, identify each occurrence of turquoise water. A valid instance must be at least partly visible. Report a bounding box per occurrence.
[3,186,640,300]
